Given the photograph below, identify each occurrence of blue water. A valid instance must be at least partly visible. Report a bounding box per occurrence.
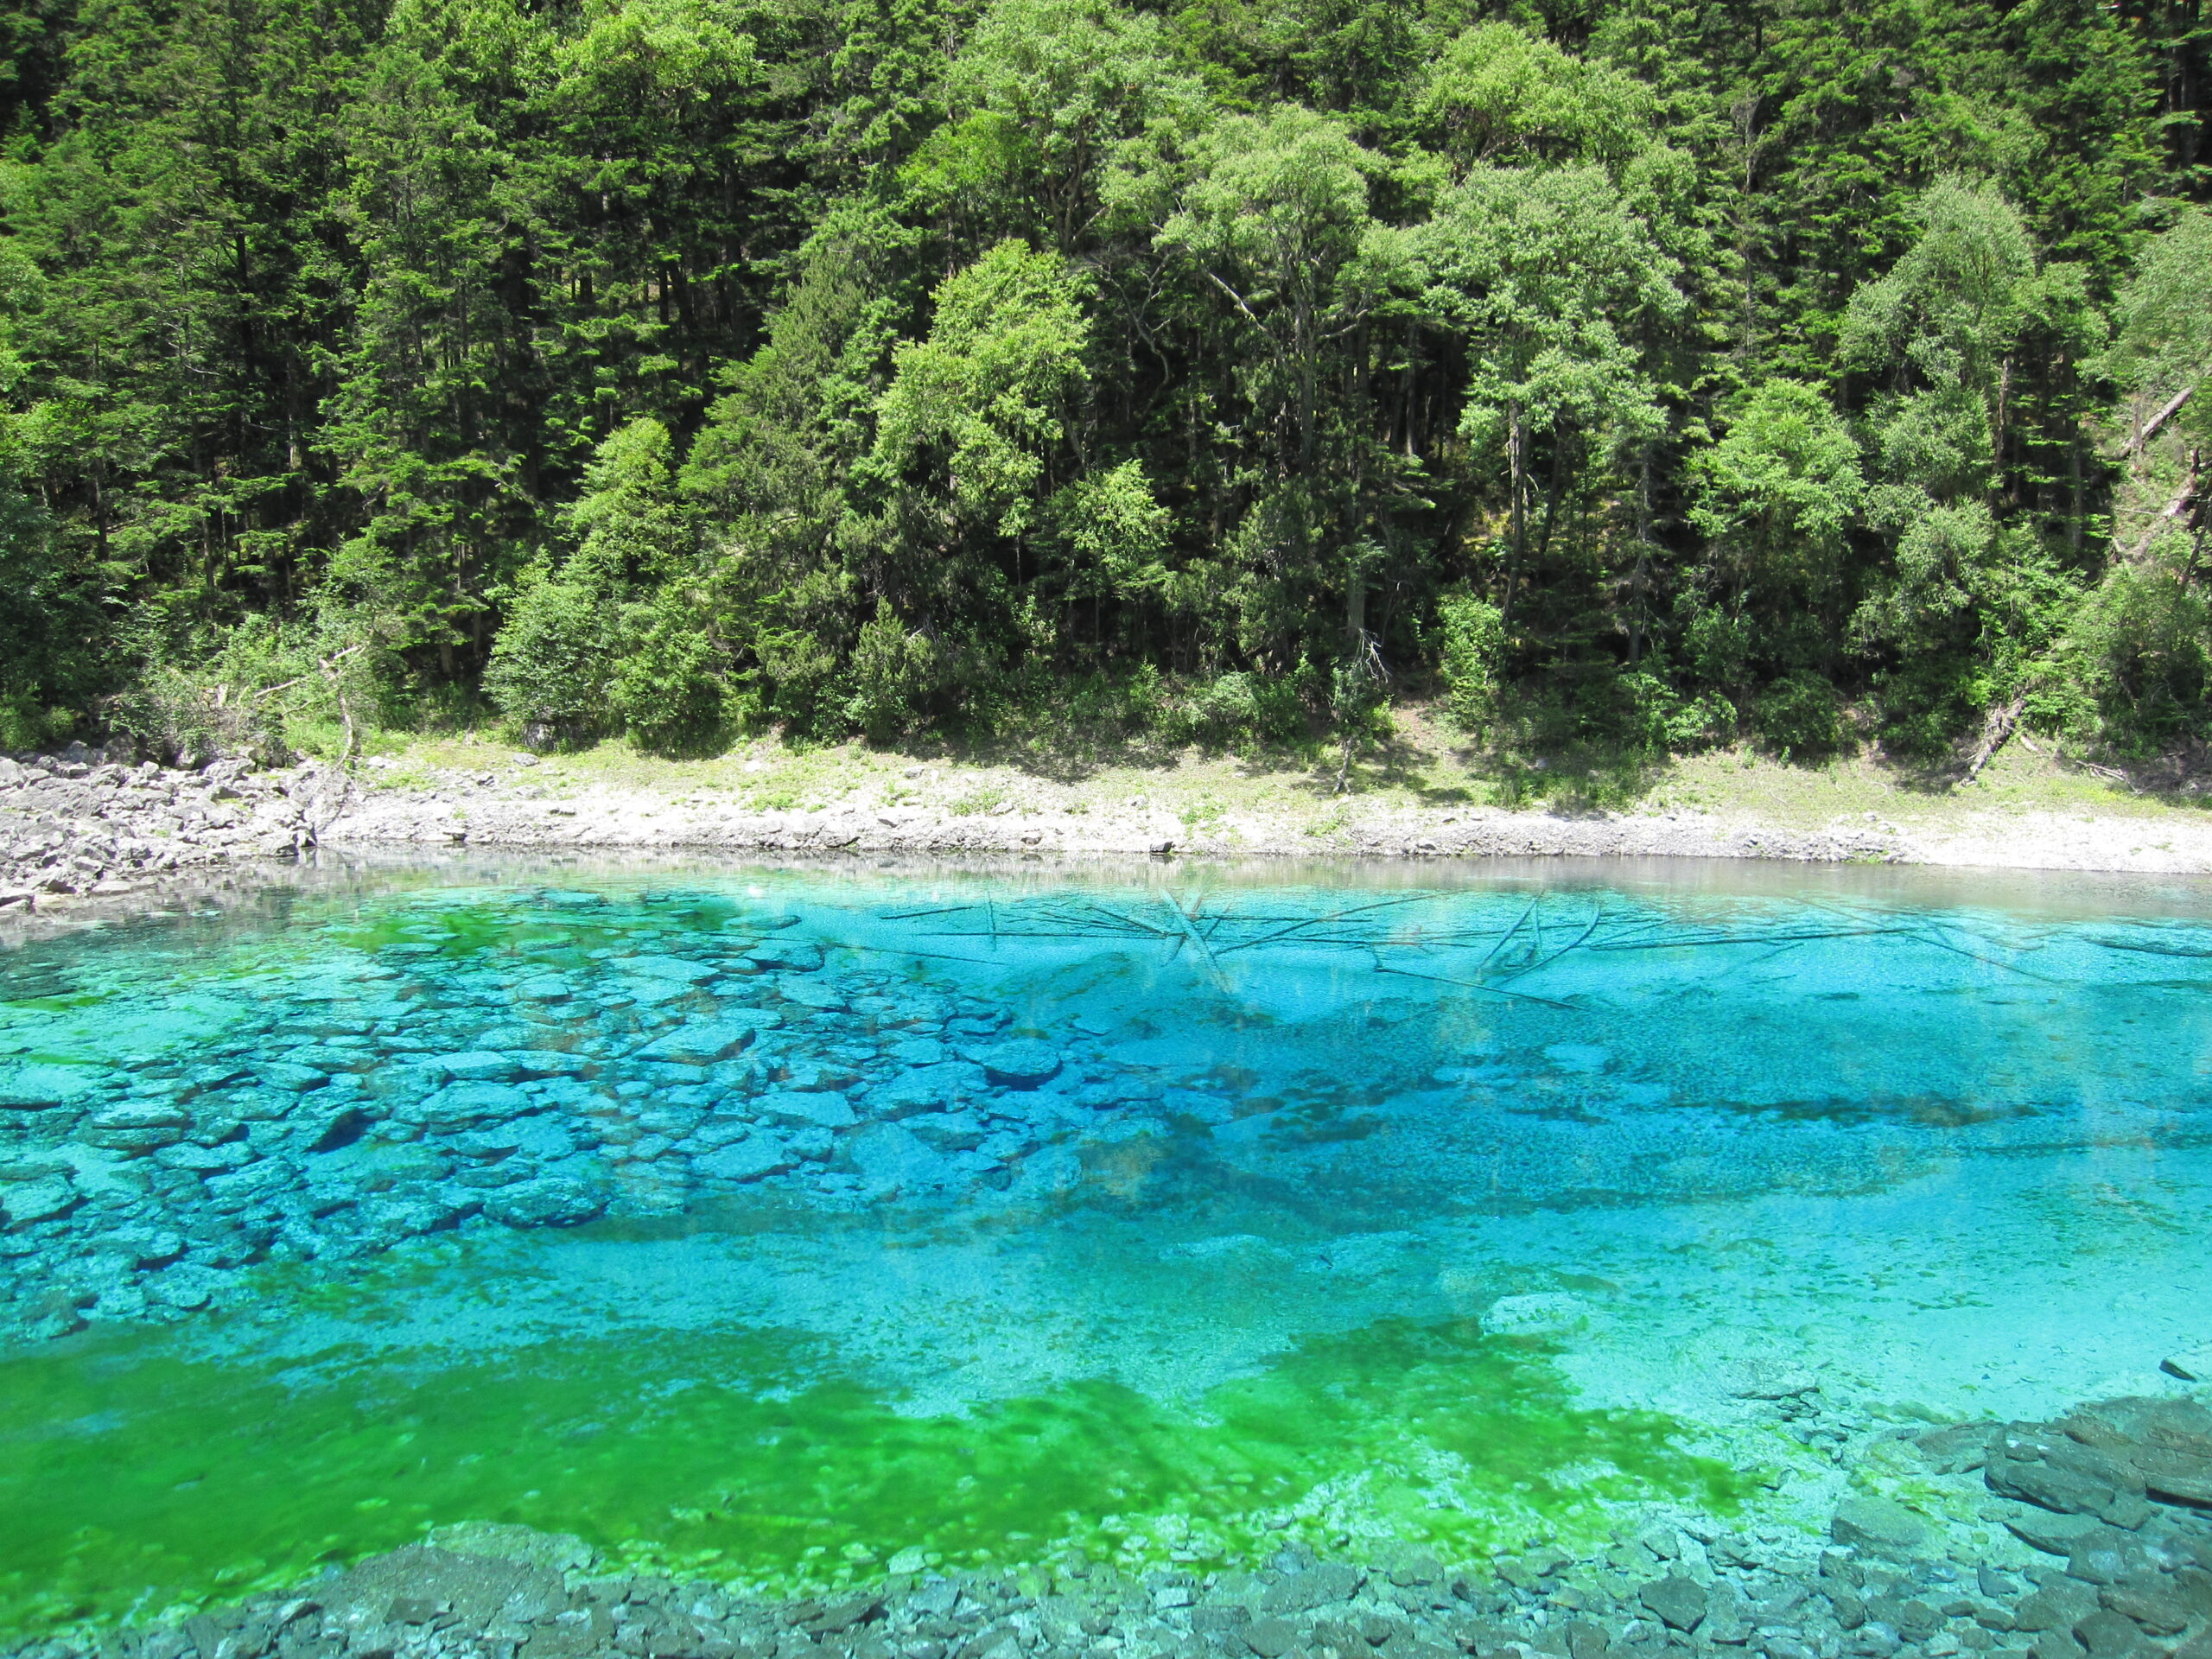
[3,857,2210,1630]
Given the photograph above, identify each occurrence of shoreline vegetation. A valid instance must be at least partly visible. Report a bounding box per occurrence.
[14,706,2212,933]
[2,0,2209,796]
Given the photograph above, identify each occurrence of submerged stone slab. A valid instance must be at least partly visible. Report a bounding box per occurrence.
[432,1051,524,1083]
[1,1176,78,1225]
[1639,1577,1708,1632]
[840,1123,958,1191]
[0,1062,107,1109]
[406,1081,534,1130]
[621,955,718,983]
[747,938,824,972]
[962,1037,1062,1087]
[696,1136,794,1182]
[636,1013,779,1066]
[483,1178,602,1227]
[866,1062,987,1120]
[755,1090,857,1129]
[1833,1495,1934,1555]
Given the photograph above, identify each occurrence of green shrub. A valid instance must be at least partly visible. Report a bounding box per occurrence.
[0,694,73,752]
[1754,670,1846,759]
[1437,590,1505,729]
[483,573,618,737]
[845,599,942,741]
[1610,667,1735,754]
[610,594,726,756]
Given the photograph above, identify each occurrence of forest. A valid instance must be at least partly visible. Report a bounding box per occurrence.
[0,0,2208,771]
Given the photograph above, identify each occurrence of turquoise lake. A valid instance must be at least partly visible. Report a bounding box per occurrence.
[2,856,2209,1636]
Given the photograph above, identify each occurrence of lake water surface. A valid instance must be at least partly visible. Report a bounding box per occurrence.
[3,857,2209,1637]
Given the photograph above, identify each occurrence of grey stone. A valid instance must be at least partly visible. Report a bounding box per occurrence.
[2100,1580,2191,1635]
[0,1062,106,1109]
[483,1179,602,1227]
[2069,1611,2146,1659]
[2013,1584,2100,1635]
[1259,1565,1361,1615]
[905,1111,986,1153]
[431,1051,526,1084]
[838,1124,956,1192]
[2006,1512,2113,1557]
[1987,1433,2145,1519]
[865,1064,988,1121]
[637,1014,781,1066]
[1243,1618,1301,1658]
[1833,1496,1934,1555]
[2065,1535,2156,1586]
[696,1137,795,1183]
[406,1081,534,1130]
[961,1039,1064,1088]
[1916,1424,1994,1475]
[754,1090,858,1129]
[1,1176,77,1225]
[1639,1579,1708,1633]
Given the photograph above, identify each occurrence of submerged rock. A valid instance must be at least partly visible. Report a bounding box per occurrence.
[963,1037,1063,1087]
[696,1135,795,1182]
[483,1177,601,1227]
[1638,1575,1708,1631]
[637,1011,780,1065]
[1832,1495,1935,1556]
[755,1089,858,1129]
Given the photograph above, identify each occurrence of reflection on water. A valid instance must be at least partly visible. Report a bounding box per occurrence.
[2,857,2209,1635]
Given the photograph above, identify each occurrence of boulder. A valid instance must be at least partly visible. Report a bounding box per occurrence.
[865,1063,988,1120]
[1639,1577,1709,1632]
[405,1081,534,1131]
[636,1013,780,1066]
[1,1176,78,1226]
[1832,1494,1933,1555]
[838,1124,957,1192]
[431,1051,525,1083]
[696,1137,794,1183]
[961,1037,1063,1088]
[484,1179,602,1227]
[0,1062,106,1110]
[753,1090,856,1129]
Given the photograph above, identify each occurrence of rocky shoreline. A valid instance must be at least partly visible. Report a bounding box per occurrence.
[13,1392,2209,1659]
[19,740,2212,924]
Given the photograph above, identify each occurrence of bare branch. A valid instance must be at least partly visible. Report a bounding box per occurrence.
[2126,385,2195,456]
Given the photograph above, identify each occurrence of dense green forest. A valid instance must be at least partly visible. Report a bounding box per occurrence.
[1,0,2208,769]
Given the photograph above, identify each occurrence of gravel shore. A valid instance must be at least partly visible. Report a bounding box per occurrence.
[11,741,2212,921]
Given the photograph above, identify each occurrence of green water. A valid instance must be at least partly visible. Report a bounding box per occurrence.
[5,856,2212,1637]
[2,1291,1741,1629]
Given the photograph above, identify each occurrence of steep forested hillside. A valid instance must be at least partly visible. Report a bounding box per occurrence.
[0,0,2207,766]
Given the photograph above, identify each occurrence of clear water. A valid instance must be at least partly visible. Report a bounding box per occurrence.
[3,857,2210,1637]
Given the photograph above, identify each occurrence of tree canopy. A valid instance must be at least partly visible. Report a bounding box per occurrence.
[0,0,2207,763]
